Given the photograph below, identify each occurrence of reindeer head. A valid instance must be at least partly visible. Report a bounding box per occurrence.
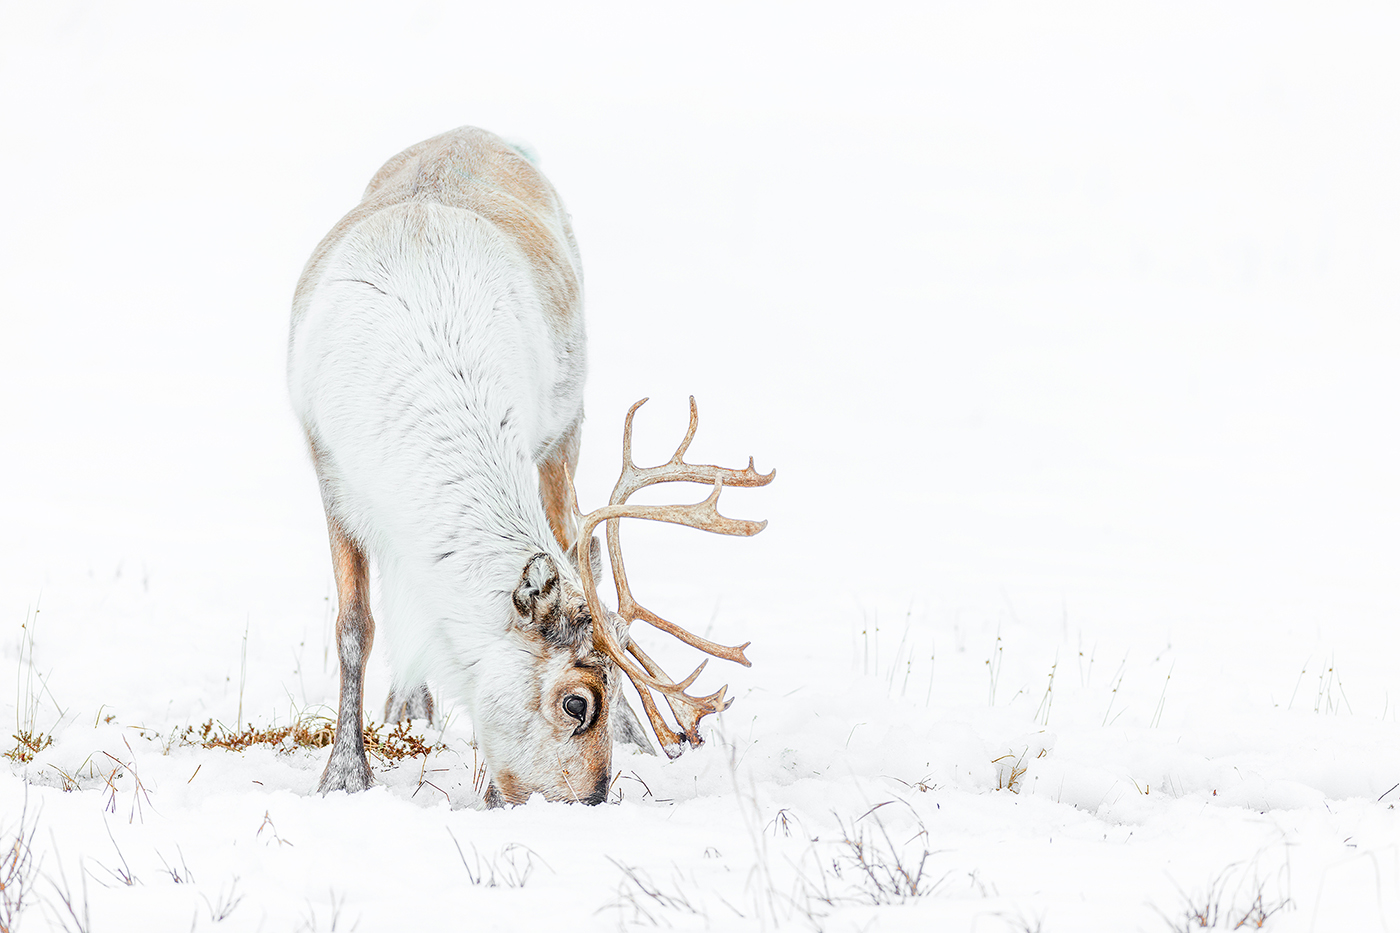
[476,397,774,806]
[474,551,619,807]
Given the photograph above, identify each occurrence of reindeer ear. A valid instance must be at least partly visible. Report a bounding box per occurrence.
[569,535,605,581]
[588,535,603,581]
[512,553,561,624]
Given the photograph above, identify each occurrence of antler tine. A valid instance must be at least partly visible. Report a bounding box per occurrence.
[631,604,752,666]
[620,397,648,473]
[628,678,685,756]
[610,397,775,506]
[587,478,766,541]
[669,396,700,463]
[628,641,732,744]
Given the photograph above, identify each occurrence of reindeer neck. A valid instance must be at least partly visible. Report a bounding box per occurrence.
[392,408,574,609]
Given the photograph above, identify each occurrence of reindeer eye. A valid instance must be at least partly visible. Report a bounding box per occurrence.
[563,694,588,722]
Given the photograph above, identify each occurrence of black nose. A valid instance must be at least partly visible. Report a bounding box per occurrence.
[582,775,610,806]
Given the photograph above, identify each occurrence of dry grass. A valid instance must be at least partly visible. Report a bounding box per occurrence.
[603,805,953,931]
[176,716,442,762]
[992,746,1048,794]
[98,740,153,823]
[826,811,935,904]
[9,605,64,766]
[447,831,548,888]
[202,878,244,923]
[602,859,708,928]
[43,843,91,933]
[0,791,40,933]
[1156,867,1291,932]
[4,731,52,764]
[294,889,359,933]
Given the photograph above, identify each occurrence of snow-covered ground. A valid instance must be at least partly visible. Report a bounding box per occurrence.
[3,3,1399,930]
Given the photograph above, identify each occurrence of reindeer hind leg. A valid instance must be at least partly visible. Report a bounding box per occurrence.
[384,683,435,724]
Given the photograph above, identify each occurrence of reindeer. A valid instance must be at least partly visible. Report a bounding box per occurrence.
[287,126,773,804]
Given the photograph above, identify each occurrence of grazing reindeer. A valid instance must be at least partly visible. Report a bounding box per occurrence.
[288,126,773,804]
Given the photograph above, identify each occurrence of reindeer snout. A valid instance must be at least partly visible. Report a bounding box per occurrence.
[582,775,610,806]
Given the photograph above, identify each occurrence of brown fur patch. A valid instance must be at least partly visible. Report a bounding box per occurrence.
[488,771,525,807]
[327,523,371,622]
[571,690,614,802]
[570,666,608,712]
[537,420,581,553]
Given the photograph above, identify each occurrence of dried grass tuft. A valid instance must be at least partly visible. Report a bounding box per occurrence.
[178,716,442,762]
[1155,865,1291,932]
[4,731,52,764]
[0,791,40,933]
[448,831,547,888]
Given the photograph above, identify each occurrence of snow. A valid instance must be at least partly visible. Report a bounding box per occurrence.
[2,2,1400,930]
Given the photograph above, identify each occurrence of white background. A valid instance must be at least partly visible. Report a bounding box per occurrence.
[2,3,1398,931]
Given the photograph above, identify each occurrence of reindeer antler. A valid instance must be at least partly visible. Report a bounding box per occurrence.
[574,397,774,759]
